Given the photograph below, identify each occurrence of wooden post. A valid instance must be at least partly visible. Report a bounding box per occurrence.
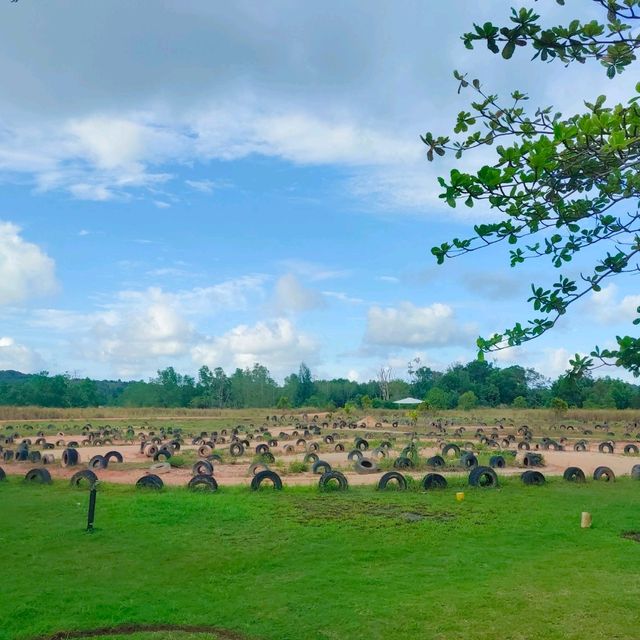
[87,486,97,532]
[581,512,592,528]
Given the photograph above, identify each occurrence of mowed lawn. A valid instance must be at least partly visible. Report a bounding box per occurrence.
[1,475,640,640]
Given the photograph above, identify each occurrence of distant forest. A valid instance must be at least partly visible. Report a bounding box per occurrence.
[0,360,639,410]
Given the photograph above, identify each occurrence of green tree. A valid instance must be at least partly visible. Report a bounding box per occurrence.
[427,2,640,376]
[410,365,439,397]
[68,378,103,407]
[118,381,162,407]
[210,367,230,407]
[512,395,528,409]
[551,374,593,408]
[490,366,528,405]
[295,363,314,406]
[229,364,278,408]
[583,378,617,408]
[388,378,412,401]
[360,394,373,410]
[155,367,182,407]
[25,372,70,407]
[550,396,569,417]
[282,373,299,406]
[407,409,419,424]
[425,387,454,410]
[457,390,478,411]
[525,368,551,407]
[343,401,357,416]
[609,378,635,409]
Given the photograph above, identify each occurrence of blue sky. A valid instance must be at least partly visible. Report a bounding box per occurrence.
[0,0,638,382]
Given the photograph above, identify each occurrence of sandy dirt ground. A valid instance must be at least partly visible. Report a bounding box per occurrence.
[4,426,639,487]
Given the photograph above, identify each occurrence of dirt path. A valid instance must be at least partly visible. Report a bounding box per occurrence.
[6,436,639,487]
[5,420,640,489]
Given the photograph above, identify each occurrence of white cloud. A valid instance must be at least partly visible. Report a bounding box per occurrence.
[491,345,527,364]
[185,178,227,193]
[365,301,477,348]
[0,115,175,202]
[348,166,440,210]
[587,284,640,325]
[491,345,585,380]
[30,276,267,377]
[0,108,426,206]
[33,293,196,377]
[273,274,325,313]
[68,183,115,201]
[164,276,267,314]
[322,290,365,305]
[192,318,316,375]
[90,297,194,371]
[0,2,620,213]
[66,117,148,170]
[30,309,93,332]
[534,347,575,380]
[0,221,57,305]
[0,103,450,212]
[0,336,44,372]
[105,279,266,324]
[278,259,349,282]
[146,266,193,278]
[230,111,421,166]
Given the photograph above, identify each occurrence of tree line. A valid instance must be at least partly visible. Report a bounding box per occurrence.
[1,360,639,410]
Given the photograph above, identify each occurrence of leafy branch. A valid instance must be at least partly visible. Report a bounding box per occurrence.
[427,1,640,377]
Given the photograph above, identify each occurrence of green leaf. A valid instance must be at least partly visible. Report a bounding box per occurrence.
[502,41,516,59]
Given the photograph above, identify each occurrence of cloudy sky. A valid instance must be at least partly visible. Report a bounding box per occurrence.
[0,0,637,382]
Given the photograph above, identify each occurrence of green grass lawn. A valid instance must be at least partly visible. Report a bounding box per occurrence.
[2,475,640,640]
[66,635,221,640]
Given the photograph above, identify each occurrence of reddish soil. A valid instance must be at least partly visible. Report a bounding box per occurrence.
[7,429,639,487]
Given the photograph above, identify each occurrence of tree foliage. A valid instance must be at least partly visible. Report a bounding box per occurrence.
[458,390,478,410]
[426,0,640,377]
[1,358,640,409]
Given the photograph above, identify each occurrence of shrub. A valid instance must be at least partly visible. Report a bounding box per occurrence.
[425,387,455,410]
[169,455,187,468]
[457,391,478,411]
[550,397,569,416]
[512,396,528,409]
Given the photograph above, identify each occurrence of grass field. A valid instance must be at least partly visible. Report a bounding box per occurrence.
[85,635,218,640]
[2,474,640,640]
[0,404,637,426]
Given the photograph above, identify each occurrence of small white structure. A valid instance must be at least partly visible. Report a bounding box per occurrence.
[393,397,423,405]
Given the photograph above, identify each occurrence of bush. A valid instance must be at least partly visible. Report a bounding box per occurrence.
[343,401,357,416]
[425,387,455,410]
[550,397,569,416]
[457,391,478,411]
[512,396,528,409]
[169,455,187,468]
[288,461,309,474]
